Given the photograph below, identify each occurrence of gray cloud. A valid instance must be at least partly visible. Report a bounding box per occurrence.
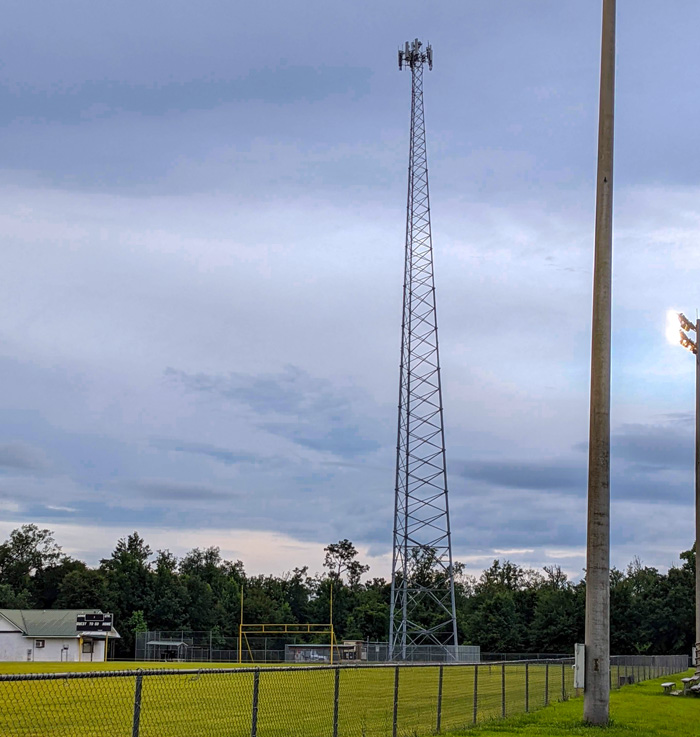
[132,479,237,502]
[150,438,269,466]
[168,366,381,458]
[612,424,693,470]
[575,423,694,471]
[167,365,342,415]
[655,412,694,426]
[262,423,378,457]
[0,442,50,471]
[453,459,584,492]
[0,66,370,125]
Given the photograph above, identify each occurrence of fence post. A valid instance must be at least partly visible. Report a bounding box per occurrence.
[561,662,566,701]
[251,668,260,737]
[501,664,506,718]
[545,663,549,706]
[333,666,340,737]
[131,672,143,737]
[473,665,478,724]
[436,665,443,733]
[392,666,400,737]
[525,663,529,713]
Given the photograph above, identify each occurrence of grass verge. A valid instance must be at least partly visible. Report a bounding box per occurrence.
[451,670,696,736]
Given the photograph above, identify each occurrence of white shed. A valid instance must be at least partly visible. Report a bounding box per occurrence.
[0,609,120,663]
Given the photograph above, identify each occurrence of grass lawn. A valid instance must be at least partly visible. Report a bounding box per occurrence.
[0,660,685,736]
[0,661,566,736]
[454,670,697,736]
[0,660,263,674]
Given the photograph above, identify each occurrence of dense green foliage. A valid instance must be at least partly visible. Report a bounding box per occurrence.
[0,525,694,657]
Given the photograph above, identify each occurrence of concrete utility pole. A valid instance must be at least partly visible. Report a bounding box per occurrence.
[584,0,615,726]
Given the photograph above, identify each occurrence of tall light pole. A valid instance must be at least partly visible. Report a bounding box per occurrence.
[584,0,616,725]
[667,310,700,668]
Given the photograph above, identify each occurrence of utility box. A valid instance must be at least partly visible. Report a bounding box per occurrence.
[574,643,585,689]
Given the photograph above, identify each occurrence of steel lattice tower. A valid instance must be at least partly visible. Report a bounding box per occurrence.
[389,40,458,660]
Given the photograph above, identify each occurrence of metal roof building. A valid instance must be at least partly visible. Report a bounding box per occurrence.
[0,609,120,663]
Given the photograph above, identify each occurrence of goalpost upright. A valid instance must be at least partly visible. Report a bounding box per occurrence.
[238,585,338,665]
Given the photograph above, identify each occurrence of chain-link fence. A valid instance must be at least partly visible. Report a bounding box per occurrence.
[135,631,247,663]
[0,655,688,736]
[481,652,570,662]
[134,633,481,664]
[362,643,480,663]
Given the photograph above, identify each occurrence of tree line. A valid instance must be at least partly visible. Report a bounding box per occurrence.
[0,525,694,657]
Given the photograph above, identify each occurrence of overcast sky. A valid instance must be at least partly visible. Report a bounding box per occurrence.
[1,1,699,582]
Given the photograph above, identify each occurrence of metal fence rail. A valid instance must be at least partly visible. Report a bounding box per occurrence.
[0,655,688,736]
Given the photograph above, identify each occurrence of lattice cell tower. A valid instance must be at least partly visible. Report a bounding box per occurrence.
[389,40,458,660]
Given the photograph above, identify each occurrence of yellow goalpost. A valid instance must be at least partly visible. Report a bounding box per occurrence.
[238,585,338,664]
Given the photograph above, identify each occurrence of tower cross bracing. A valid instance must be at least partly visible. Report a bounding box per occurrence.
[389,39,458,660]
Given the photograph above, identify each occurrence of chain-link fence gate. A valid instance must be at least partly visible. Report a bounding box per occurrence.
[0,655,688,736]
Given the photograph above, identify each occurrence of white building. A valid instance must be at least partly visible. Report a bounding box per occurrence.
[0,609,120,663]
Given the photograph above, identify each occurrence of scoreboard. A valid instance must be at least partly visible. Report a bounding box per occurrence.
[76,613,113,633]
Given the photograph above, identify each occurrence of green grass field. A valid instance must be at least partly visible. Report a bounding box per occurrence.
[453,670,697,736]
[0,661,259,675]
[0,661,684,737]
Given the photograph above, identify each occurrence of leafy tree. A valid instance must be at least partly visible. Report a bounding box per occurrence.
[150,550,189,630]
[529,568,581,652]
[124,610,148,633]
[0,583,32,608]
[323,540,369,588]
[345,578,390,641]
[463,589,522,652]
[0,525,696,659]
[56,567,108,609]
[100,533,154,655]
[34,558,90,609]
[0,525,63,599]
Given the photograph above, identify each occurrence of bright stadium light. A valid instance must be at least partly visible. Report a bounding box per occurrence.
[666,310,682,345]
[680,313,696,334]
